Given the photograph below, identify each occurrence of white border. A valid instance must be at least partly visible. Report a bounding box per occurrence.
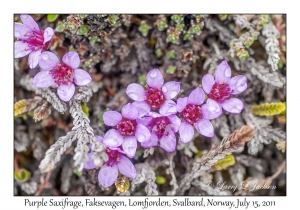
[2,1,297,209]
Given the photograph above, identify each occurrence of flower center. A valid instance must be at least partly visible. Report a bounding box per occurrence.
[144,85,166,110]
[116,118,137,136]
[49,62,74,86]
[180,104,202,125]
[18,29,51,52]
[148,116,172,139]
[209,82,233,103]
[105,148,122,167]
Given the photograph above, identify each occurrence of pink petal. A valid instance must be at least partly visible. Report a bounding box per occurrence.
[14,41,31,58]
[95,135,104,144]
[117,156,137,179]
[135,123,151,142]
[122,136,137,158]
[126,83,145,101]
[202,74,215,94]
[113,147,126,154]
[141,133,158,148]
[215,60,231,83]
[14,22,31,40]
[32,71,54,88]
[103,129,123,148]
[121,103,138,120]
[62,52,80,69]
[202,99,223,120]
[74,69,92,86]
[136,116,153,127]
[148,112,161,118]
[227,75,247,94]
[84,152,96,169]
[57,84,75,102]
[28,49,42,69]
[160,131,176,152]
[159,99,177,116]
[20,15,40,31]
[132,101,151,117]
[221,98,244,113]
[167,114,181,132]
[43,27,54,44]
[162,81,180,99]
[195,119,214,137]
[179,122,194,143]
[103,111,122,126]
[176,97,188,113]
[187,87,205,105]
[38,52,59,71]
[98,164,118,188]
[146,69,164,88]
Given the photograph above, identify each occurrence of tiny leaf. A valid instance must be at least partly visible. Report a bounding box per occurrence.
[212,155,235,171]
[47,14,59,23]
[156,176,166,184]
[81,103,89,117]
[14,169,31,182]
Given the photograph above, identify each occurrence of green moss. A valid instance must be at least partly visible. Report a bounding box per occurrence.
[176,23,184,32]
[155,49,163,58]
[89,36,100,43]
[66,23,77,34]
[108,15,119,24]
[252,102,286,116]
[139,21,149,37]
[243,37,254,48]
[167,34,179,44]
[138,74,146,85]
[157,15,168,31]
[191,24,203,35]
[183,32,193,41]
[84,60,92,68]
[55,21,65,32]
[77,14,87,20]
[219,14,229,21]
[166,66,176,74]
[237,49,249,60]
[171,15,183,24]
[73,168,82,177]
[167,50,176,60]
[77,25,90,35]
[278,59,284,69]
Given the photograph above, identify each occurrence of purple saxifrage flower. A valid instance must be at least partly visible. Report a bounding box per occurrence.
[138,112,181,152]
[102,103,151,158]
[84,135,136,188]
[177,87,222,143]
[202,60,247,114]
[14,14,54,69]
[126,69,180,116]
[32,51,92,102]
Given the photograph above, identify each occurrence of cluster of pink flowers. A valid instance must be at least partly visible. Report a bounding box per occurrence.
[14,15,247,188]
[85,61,247,187]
